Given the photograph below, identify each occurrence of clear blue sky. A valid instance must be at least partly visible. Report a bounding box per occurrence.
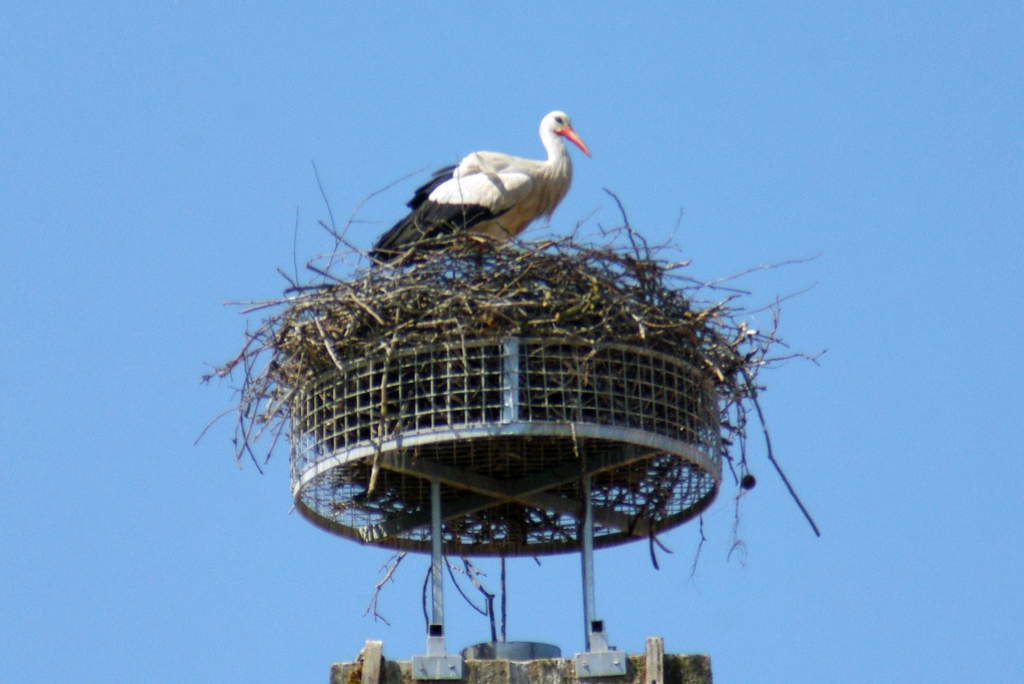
[1,3,1021,683]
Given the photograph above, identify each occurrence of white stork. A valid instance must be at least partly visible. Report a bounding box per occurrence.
[370,111,590,260]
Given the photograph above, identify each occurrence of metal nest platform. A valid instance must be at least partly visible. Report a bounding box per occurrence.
[212,233,780,555]
[212,232,785,675]
[290,335,721,556]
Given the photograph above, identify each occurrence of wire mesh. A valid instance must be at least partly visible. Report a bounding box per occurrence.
[290,336,722,555]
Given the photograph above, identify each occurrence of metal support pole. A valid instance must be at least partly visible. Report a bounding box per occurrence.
[581,474,596,652]
[413,479,463,679]
[431,478,444,629]
[574,475,625,678]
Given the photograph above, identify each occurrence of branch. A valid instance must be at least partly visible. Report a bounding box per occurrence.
[742,368,822,537]
[363,552,407,625]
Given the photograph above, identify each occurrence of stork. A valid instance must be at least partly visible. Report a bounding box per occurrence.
[370,111,590,261]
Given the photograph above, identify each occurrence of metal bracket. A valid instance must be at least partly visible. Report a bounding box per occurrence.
[575,651,627,678]
[412,627,463,679]
[575,620,626,678]
[412,655,463,679]
[411,654,463,680]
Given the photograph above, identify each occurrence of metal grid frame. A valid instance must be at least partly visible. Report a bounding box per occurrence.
[290,336,722,555]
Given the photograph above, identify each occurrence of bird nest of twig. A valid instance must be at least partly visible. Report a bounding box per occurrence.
[208,225,790,498]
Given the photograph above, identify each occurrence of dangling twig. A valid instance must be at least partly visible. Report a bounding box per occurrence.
[689,515,707,579]
[446,559,497,641]
[363,552,407,625]
[421,563,431,629]
[742,368,821,537]
[648,531,673,570]
[500,557,507,642]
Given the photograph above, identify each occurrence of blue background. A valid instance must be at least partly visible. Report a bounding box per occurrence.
[1,3,1021,682]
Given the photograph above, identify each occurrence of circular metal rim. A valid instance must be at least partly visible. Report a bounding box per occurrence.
[291,421,721,502]
[292,463,719,556]
[291,426,721,556]
[289,336,723,555]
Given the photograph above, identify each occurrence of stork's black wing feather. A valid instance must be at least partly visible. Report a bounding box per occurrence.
[406,164,457,209]
[370,165,506,261]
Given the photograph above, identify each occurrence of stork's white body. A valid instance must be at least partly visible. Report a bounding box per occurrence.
[426,137,574,241]
[371,111,590,259]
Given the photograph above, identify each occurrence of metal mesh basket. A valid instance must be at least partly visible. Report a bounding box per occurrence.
[290,336,722,555]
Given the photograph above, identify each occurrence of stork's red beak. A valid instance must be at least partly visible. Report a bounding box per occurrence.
[560,125,591,157]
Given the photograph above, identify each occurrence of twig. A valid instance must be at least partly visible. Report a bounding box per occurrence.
[363,552,407,624]
[699,255,821,289]
[500,557,507,642]
[689,515,707,579]
[445,559,489,617]
[742,368,822,537]
[421,561,432,629]
[293,205,301,285]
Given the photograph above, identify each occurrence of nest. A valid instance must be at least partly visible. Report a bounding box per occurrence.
[210,228,786,554]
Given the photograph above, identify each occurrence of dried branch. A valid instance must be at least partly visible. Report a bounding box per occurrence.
[743,368,822,537]
[500,557,507,642]
[689,515,707,579]
[363,552,407,625]
[460,558,498,642]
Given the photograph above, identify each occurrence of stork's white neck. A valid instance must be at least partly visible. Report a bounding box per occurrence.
[539,125,572,179]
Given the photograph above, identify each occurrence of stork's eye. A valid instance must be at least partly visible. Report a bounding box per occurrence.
[555,116,565,125]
